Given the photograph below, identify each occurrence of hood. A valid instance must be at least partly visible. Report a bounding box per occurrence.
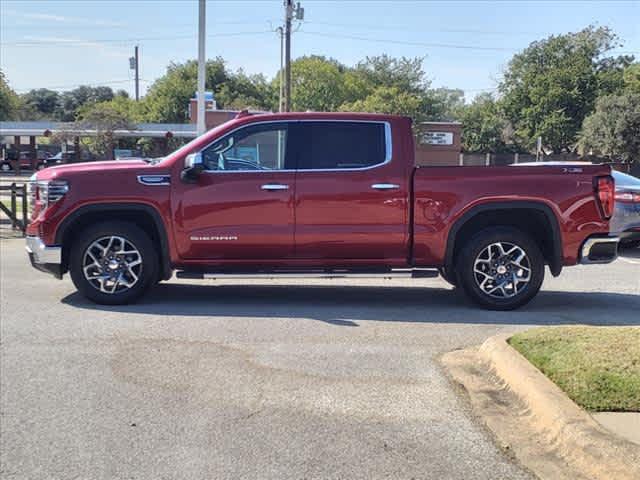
[35,159,150,180]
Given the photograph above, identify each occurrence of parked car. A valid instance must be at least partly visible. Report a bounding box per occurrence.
[0,151,66,172]
[1,152,37,172]
[611,170,640,248]
[25,112,619,310]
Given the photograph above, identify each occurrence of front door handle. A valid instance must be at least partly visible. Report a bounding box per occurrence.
[371,183,400,190]
[261,184,289,191]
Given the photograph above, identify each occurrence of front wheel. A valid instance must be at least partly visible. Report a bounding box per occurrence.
[455,227,545,310]
[0,162,13,173]
[69,221,158,305]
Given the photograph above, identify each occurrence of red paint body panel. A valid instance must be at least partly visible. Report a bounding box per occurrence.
[412,165,610,267]
[27,112,612,273]
[172,171,296,260]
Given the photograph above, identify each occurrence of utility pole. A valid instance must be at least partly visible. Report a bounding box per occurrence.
[197,0,206,136]
[282,1,304,112]
[277,26,284,112]
[134,45,139,101]
[129,46,140,101]
[283,0,292,112]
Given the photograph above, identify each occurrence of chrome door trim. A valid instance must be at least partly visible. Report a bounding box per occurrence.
[261,184,290,191]
[371,183,400,190]
[137,175,171,186]
[198,120,393,174]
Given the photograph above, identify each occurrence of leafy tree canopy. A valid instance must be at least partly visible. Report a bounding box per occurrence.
[500,26,632,153]
[457,93,509,153]
[579,92,640,162]
[0,70,22,121]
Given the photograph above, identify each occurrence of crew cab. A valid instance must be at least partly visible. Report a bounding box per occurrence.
[25,112,619,310]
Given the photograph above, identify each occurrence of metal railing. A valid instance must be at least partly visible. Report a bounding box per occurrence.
[0,182,29,235]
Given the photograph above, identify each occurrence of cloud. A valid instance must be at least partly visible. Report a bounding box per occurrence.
[4,9,127,27]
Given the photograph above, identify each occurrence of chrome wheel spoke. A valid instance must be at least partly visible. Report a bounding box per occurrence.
[473,241,531,299]
[82,235,142,295]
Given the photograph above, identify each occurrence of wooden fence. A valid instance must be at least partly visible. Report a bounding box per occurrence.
[0,183,29,234]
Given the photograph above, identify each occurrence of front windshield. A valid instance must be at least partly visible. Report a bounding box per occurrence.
[154,120,236,167]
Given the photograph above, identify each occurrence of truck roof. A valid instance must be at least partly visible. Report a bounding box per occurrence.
[237,111,411,123]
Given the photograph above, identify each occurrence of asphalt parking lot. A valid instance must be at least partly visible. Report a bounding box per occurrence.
[1,236,638,480]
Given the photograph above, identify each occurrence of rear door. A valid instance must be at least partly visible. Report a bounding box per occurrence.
[292,121,409,264]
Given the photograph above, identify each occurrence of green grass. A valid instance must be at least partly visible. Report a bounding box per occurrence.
[509,327,640,412]
[1,200,26,214]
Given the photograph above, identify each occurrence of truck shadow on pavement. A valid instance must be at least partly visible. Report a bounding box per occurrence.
[62,284,640,327]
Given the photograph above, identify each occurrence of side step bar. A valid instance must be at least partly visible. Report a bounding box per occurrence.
[176,268,439,280]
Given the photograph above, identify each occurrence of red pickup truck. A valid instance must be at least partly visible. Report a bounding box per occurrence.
[25,112,619,310]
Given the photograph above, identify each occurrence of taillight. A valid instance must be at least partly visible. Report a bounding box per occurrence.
[595,175,615,219]
[615,191,640,204]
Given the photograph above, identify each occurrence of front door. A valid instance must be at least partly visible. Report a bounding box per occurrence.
[174,122,295,261]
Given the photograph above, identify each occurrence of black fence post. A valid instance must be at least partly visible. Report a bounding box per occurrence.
[10,182,17,230]
[21,183,28,236]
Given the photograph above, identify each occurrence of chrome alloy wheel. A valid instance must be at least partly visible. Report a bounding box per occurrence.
[82,236,142,294]
[473,242,531,298]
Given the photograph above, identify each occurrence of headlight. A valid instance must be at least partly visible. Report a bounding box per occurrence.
[30,180,69,215]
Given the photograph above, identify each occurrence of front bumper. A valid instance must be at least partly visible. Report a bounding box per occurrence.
[579,235,620,264]
[25,236,63,278]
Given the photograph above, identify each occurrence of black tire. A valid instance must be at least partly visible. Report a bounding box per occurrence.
[455,227,545,310]
[438,266,458,288]
[0,162,13,173]
[69,221,158,305]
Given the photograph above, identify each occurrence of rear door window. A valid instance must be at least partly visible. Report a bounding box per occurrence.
[293,122,388,170]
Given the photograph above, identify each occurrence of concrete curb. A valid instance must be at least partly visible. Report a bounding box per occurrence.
[479,333,640,480]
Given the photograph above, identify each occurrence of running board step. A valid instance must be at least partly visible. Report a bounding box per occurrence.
[176,269,439,280]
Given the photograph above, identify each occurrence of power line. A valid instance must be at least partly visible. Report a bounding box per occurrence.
[297,30,639,55]
[14,78,152,93]
[299,31,517,51]
[304,20,545,36]
[3,30,274,47]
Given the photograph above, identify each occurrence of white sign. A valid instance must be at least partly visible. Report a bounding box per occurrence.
[422,131,454,145]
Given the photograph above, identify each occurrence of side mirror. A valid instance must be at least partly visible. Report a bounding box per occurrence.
[181,152,205,183]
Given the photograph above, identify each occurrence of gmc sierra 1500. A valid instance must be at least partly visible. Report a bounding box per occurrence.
[26,112,619,310]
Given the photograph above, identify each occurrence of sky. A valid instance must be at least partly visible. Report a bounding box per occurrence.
[1,0,639,101]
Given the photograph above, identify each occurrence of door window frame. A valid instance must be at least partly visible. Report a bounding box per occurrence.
[197,120,392,173]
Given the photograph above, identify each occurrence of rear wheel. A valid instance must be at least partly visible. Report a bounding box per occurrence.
[69,221,158,305]
[455,227,544,310]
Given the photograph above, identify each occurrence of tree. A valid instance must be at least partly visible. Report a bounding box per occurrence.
[457,93,509,153]
[283,56,348,111]
[56,85,116,121]
[623,63,640,93]
[339,55,458,126]
[142,57,273,122]
[340,85,425,127]
[21,88,60,118]
[425,87,465,121]
[500,26,630,153]
[76,102,135,159]
[579,92,640,163]
[217,70,272,111]
[0,70,21,121]
[351,55,428,94]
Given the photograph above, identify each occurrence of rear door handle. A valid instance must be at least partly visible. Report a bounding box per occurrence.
[371,183,400,190]
[261,184,289,191]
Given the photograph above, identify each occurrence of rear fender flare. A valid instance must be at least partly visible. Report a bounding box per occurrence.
[444,201,563,277]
